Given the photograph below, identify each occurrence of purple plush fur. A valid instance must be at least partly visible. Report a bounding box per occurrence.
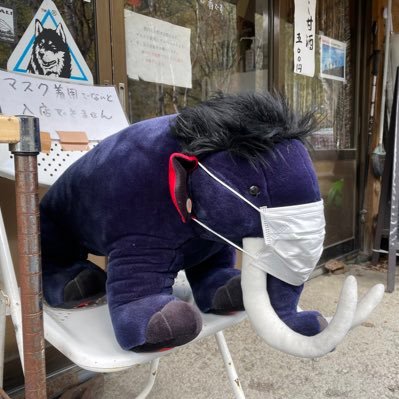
[40,93,325,351]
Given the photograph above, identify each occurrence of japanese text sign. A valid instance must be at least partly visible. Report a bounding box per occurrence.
[0,70,129,140]
[294,0,316,77]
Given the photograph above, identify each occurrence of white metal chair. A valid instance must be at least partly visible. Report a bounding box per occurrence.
[0,134,247,398]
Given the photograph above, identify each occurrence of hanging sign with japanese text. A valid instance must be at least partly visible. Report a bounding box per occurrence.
[294,0,316,77]
[124,10,192,88]
[7,0,93,84]
[0,70,129,141]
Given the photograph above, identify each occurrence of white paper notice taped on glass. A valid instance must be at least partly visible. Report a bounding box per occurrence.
[124,10,192,89]
[0,69,129,141]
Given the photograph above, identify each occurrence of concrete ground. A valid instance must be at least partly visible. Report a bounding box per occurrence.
[100,263,399,399]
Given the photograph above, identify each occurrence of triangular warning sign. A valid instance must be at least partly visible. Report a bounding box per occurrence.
[7,0,93,84]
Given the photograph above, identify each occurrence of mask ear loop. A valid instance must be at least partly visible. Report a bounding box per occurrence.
[191,216,255,258]
[198,163,263,213]
[192,162,262,258]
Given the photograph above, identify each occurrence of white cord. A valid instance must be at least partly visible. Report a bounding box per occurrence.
[192,217,255,258]
[198,162,262,213]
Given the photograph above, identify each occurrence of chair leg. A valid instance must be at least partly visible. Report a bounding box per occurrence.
[215,331,245,399]
[0,209,24,369]
[135,358,160,399]
[0,294,6,387]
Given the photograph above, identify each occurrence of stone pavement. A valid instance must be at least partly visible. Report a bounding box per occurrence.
[99,263,399,399]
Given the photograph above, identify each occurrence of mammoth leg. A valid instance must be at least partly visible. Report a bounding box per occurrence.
[41,209,106,308]
[185,245,243,313]
[107,247,202,351]
[267,275,328,336]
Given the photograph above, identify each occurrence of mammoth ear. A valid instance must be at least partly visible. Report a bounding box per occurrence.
[169,153,198,223]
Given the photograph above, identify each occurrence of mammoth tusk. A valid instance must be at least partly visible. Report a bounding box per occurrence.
[319,283,385,329]
[350,283,384,327]
[242,237,359,358]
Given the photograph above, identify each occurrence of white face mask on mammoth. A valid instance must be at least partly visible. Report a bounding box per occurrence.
[192,162,326,286]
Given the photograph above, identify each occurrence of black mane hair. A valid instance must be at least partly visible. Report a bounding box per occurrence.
[171,91,318,161]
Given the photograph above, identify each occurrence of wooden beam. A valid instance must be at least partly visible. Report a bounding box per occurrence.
[362,0,387,254]
[0,116,20,144]
[95,0,113,85]
[109,0,128,110]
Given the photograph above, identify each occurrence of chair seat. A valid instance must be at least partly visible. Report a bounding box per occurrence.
[44,302,246,373]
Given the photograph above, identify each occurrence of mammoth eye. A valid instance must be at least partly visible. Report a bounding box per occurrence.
[249,185,260,196]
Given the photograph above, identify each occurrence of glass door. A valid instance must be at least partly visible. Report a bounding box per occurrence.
[112,0,359,253]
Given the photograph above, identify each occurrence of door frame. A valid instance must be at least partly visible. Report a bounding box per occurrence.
[95,0,113,85]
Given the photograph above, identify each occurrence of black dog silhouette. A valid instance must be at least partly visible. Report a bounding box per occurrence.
[27,19,71,78]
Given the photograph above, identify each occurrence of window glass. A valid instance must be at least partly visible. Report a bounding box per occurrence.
[284,0,354,150]
[124,0,269,122]
[281,0,356,247]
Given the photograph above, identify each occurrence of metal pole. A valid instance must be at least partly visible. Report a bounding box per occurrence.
[10,116,47,398]
[214,331,245,399]
[0,292,7,386]
[388,68,399,293]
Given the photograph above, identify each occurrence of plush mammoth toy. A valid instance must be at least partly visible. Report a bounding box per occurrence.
[40,92,383,357]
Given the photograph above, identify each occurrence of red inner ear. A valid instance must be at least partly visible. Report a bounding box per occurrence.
[169,153,198,222]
